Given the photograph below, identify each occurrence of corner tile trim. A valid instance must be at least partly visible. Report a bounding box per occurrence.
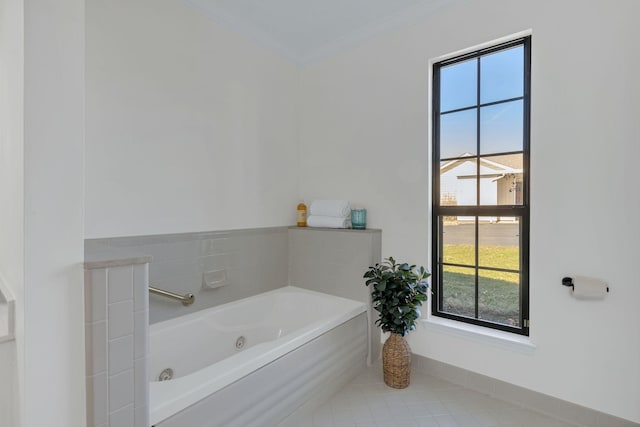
[84,254,153,270]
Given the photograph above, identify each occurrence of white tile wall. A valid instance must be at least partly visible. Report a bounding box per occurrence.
[133,311,146,360]
[134,406,147,427]
[85,261,149,427]
[85,269,107,322]
[134,358,147,405]
[109,370,134,412]
[86,321,107,375]
[108,301,134,340]
[108,336,133,375]
[109,404,134,427]
[108,267,134,303]
[86,373,108,426]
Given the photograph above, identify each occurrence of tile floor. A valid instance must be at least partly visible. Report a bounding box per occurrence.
[303,365,578,427]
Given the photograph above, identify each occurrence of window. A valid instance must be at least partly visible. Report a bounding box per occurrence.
[432,36,531,335]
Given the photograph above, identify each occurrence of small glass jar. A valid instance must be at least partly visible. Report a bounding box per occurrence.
[351,209,367,230]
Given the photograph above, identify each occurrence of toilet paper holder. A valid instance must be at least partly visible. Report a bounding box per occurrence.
[562,277,609,292]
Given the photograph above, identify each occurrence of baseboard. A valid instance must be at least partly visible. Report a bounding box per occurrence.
[412,354,639,427]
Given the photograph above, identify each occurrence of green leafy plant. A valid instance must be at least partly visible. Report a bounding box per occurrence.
[364,257,430,336]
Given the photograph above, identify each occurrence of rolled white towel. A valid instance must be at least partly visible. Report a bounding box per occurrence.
[309,200,351,218]
[307,215,352,229]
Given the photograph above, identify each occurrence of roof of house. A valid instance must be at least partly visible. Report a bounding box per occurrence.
[441,153,523,175]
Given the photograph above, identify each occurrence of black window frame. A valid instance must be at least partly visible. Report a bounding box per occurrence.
[431,36,531,336]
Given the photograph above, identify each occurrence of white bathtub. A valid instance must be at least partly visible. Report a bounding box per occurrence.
[149,286,367,426]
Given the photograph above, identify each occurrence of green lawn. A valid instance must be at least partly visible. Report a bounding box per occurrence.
[443,244,519,283]
[441,245,521,326]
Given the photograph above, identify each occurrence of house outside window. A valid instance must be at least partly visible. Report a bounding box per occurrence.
[432,36,531,335]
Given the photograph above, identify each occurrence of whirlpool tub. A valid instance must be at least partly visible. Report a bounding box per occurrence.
[149,286,368,426]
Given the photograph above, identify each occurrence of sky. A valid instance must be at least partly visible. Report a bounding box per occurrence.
[439,45,524,160]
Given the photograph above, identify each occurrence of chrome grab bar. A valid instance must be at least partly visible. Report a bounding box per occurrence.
[149,285,195,306]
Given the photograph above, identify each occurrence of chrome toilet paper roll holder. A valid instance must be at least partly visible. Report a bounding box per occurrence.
[561,277,609,292]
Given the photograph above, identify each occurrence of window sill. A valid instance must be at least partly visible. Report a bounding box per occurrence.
[421,316,536,354]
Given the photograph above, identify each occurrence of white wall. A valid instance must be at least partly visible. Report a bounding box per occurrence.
[0,0,24,425]
[85,0,300,238]
[299,0,640,423]
[0,340,17,427]
[23,0,86,426]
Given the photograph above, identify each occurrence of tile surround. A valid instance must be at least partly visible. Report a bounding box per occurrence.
[85,261,149,427]
[86,227,289,324]
[85,226,379,426]
[84,227,295,426]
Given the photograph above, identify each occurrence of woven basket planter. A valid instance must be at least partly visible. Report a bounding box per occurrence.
[382,333,411,389]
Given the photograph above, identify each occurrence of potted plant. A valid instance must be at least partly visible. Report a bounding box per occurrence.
[364,257,430,388]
